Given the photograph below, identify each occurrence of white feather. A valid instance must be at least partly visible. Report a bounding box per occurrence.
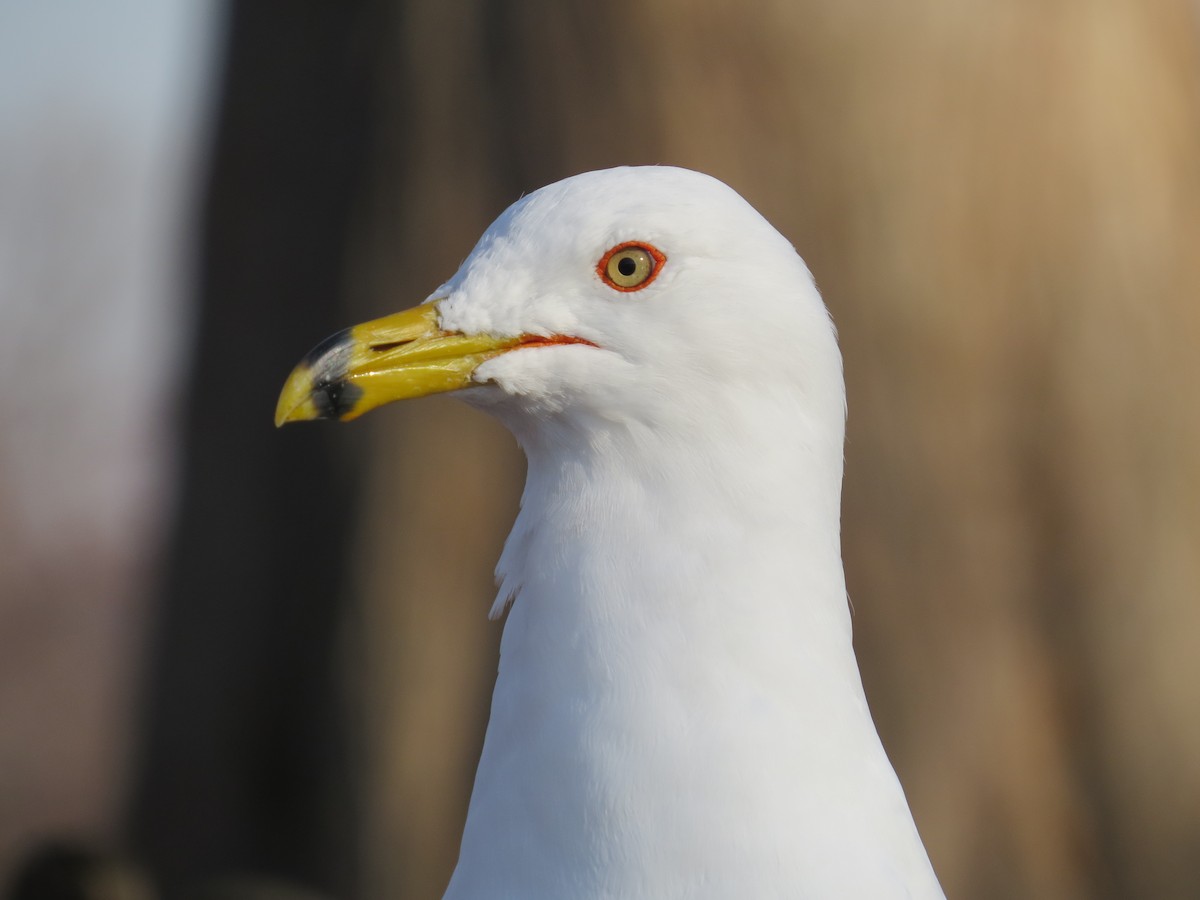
[428,167,942,898]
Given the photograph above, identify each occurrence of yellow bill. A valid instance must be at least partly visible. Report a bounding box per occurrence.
[275,303,520,425]
[275,303,594,425]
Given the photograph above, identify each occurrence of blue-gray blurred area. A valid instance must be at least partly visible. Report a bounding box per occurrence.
[2,2,1199,899]
[0,0,220,890]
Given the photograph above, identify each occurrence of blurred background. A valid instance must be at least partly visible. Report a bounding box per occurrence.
[2,0,1198,898]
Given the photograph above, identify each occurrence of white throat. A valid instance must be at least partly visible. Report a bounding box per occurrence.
[445,387,943,899]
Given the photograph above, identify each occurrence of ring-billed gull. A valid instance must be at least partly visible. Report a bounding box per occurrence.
[277,166,944,898]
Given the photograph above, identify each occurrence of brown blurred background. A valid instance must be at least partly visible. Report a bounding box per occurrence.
[2,0,1198,898]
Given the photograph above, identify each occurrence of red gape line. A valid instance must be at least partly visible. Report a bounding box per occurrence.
[518,334,598,349]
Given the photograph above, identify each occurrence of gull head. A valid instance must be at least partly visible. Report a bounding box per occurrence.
[276,166,843,444]
[272,167,945,900]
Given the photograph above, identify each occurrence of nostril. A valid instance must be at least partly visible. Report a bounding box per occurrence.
[369,340,410,352]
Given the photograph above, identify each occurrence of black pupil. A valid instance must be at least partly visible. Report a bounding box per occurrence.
[617,255,638,277]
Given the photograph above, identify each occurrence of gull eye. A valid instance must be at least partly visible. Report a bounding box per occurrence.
[598,242,666,292]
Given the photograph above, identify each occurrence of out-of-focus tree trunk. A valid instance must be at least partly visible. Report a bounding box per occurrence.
[127,3,391,896]
[352,1,1200,898]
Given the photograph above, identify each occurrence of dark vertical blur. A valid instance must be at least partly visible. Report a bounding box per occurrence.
[127,2,391,896]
